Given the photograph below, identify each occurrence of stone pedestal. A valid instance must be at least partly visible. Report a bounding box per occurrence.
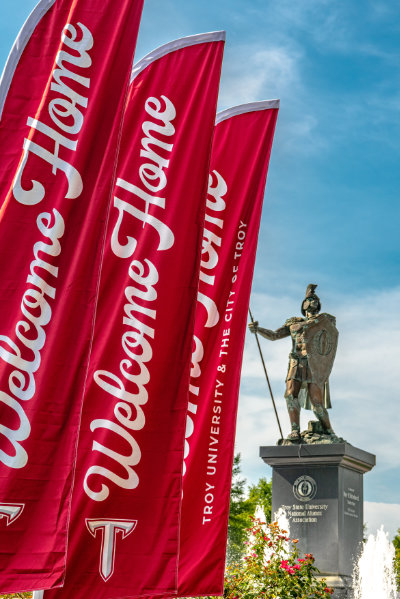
[260,443,375,598]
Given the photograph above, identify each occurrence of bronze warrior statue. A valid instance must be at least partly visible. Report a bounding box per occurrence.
[249,284,339,442]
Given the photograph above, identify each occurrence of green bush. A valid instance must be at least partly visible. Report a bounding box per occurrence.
[393,529,400,591]
[216,518,334,599]
[0,594,32,599]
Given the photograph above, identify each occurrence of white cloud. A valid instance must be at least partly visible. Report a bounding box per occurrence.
[218,41,331,156]
[219,44,301,110]
[364,502,400,540]
[234,391,286,482]
[218,42,327,155]
[329,287,400,469]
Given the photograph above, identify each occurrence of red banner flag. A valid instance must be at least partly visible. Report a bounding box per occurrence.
[178,101,279,595]
[43,33,225,599]
[0,0,144,592]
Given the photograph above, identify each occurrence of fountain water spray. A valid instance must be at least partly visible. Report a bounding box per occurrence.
[249,505,291,563]
[353,526,397,599]
[274,506,290,536]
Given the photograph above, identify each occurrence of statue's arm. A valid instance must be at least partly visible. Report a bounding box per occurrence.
[248,321,290,341]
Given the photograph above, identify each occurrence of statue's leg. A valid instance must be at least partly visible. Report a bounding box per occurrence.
[308,383,334,433]
[285,380,301,439]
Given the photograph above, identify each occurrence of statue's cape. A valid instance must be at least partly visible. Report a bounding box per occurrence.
[299,380,332,410]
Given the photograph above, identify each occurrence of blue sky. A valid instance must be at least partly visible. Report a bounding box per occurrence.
[1,0,400,537]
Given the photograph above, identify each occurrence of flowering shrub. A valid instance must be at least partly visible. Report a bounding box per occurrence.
[218,518,334,599]
[0,594,31,599]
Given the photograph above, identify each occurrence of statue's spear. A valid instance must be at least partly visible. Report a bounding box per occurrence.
[248,307,283,439]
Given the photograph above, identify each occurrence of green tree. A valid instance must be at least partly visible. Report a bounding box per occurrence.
[248,476,272,524]
[0,594,31,599]
[227,454,255,564]
[393,528,400,590]
[227,455,273,564]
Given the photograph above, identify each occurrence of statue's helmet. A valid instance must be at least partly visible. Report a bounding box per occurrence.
[301,283,321,316]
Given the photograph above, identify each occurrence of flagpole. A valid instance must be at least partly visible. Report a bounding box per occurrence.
[248,307,283,439]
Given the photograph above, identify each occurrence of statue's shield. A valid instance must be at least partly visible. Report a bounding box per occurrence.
[304,313,338,387]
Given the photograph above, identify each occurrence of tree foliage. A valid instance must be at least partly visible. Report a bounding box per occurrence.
[227,454,256,564]
[248,477,272,524]
[0,594,31,599]
[227,455,273,564]
[393,528,400,590]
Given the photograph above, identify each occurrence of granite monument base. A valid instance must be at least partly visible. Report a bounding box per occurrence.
[260,443,375,598]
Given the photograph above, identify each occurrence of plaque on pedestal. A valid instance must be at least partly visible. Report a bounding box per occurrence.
[260,443,375,596]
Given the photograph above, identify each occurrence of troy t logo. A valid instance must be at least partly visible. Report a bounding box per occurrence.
[86,518,137,582]
[0,503,24,525]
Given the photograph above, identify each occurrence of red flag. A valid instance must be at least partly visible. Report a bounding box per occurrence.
[43,33,225,599]
[178,101,279,595]
[0,0,144,592]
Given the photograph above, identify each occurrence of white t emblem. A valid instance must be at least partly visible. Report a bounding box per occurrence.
[86,518,137,581]
[0,503,24,525]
